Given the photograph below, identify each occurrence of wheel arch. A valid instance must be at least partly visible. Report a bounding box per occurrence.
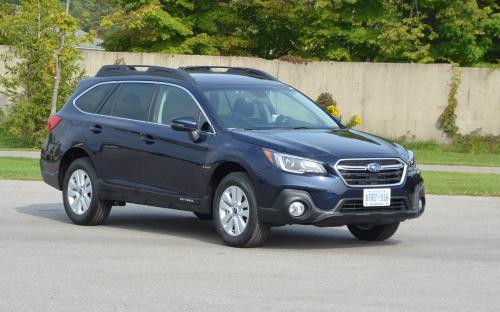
[207,161,253,214]
[58,145,93,189]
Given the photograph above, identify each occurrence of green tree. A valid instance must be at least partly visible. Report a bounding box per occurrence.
[419,0,500,65]
[98,0,499,65]
[69,0,115,34]
[229,0,305,59]
[299,0,433,63]
[0,0,16,44]
[100,0,221,54]
[0,0,86,145]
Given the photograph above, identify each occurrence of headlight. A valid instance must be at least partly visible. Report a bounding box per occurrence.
[407,150,418,171]
[263,149,326,174]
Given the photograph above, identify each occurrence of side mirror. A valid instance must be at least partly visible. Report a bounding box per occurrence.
[171,116,198,132]
[171,116,200,142]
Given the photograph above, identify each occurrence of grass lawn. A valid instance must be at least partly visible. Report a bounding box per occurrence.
[1,156,499,197]
[0,157,41,180]
[422,171,500,197]
[414,150,500,167]
[398,139,500,167]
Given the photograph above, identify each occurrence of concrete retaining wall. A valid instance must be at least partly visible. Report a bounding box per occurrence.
[1,45,499,142]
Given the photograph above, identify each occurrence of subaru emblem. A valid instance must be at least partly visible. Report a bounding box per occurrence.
[367,163,382,172]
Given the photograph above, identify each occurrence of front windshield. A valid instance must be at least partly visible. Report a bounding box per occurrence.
[202,85,339,130]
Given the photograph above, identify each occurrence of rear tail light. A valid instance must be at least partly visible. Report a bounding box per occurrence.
[47,115,62,133]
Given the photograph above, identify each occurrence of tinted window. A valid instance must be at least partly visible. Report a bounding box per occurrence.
[75,84,114,113]
[152,85,201,125]
[99,83,156,121]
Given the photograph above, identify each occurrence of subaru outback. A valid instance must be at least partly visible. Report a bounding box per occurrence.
[41,65,425,247]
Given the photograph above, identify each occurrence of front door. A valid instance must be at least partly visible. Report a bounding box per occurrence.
[137,84,212,204]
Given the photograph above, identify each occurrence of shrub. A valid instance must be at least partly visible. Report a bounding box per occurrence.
[315,92,361,128]
[316,92,337,108]
[437,68,461,138]
[277,55,309,64]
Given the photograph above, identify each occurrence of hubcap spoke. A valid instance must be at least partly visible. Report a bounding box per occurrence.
[67,188,78,198]
[219,201,232,213]
[236,187,243,205]
[240,208,249,218]
[233,216,241,235]
[230,187,237,204]
[236,216,246,231]
[221,212,232,225]
[223,217,235,233]
[223,192,232,206]
[69,179,78,189]
[82,194,91,208]
[69,196,78,209]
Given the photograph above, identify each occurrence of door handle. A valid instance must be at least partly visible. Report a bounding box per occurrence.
[141,133,156,144]
[89,124,102,133]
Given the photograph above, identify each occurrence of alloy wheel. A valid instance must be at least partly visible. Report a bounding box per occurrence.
[67,169,92,215]
[218,185,249,236]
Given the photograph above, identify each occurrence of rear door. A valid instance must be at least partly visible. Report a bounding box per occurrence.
[95,82,157,190]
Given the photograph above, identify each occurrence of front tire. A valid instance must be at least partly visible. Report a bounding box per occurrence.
[213,172,269,247]
[347,222,400,241]
[62,158,111,225]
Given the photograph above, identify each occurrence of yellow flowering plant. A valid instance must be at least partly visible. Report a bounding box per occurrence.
[315,92,361,128]
[345,115,362,128]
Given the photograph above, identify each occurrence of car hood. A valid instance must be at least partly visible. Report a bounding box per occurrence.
[231,129,409,162]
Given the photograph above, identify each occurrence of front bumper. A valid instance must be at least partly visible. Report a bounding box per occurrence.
[255,167,425,227]
[259,188,425,227]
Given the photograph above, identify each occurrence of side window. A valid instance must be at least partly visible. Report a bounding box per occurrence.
[75,84,114,113]
[152,85,208,130]
[99,83,156,121]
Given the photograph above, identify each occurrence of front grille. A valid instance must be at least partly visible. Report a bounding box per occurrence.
[338,198,407,213]
[335,158,406,186]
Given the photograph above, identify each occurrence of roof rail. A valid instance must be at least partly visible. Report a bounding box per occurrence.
[180,66,278,81]
[95,65,194,82]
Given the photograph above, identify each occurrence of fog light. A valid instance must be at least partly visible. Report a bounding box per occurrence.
[289,201,305,217]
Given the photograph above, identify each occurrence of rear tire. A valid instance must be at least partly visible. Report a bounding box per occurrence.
[62,157,112,225]
[347,222,400,241]
[213,172,269,247]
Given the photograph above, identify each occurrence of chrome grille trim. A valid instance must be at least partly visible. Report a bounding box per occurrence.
[333,158,407,187]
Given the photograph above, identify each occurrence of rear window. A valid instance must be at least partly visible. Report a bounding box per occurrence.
[75,84,114,113]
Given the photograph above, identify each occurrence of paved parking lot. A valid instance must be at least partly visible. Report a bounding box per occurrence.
[1,180,499,312]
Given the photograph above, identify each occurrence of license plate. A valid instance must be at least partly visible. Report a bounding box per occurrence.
[363,189,391,207]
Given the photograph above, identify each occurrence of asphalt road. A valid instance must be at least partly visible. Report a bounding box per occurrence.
[1,180,499,312]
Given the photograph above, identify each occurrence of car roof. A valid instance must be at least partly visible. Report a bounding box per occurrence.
[79,73,284,90]
[83,65,284,89]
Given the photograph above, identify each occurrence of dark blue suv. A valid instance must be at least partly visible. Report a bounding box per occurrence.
[41,65,425,247]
